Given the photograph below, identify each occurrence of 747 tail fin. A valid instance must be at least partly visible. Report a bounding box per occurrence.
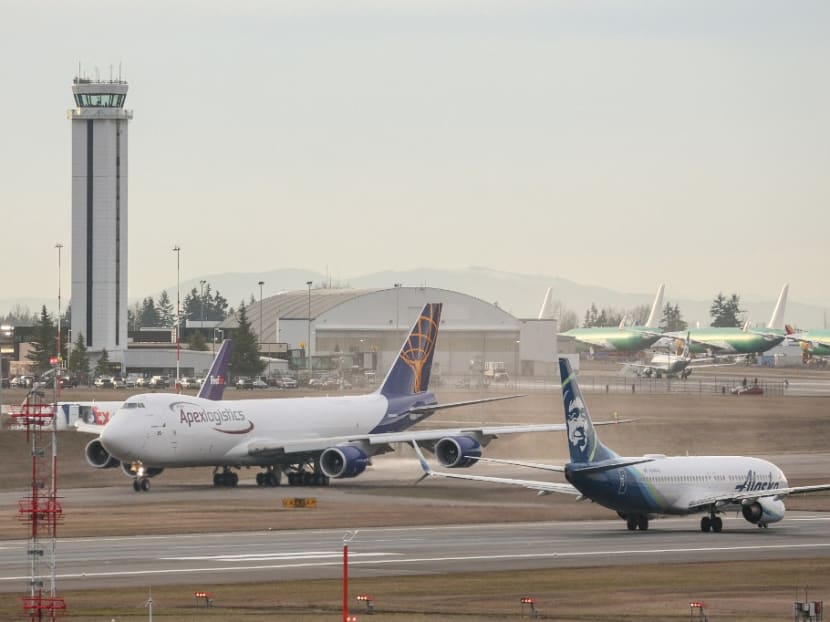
[378,303,442,398]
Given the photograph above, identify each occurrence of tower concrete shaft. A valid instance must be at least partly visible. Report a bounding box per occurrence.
[67,77,132,360]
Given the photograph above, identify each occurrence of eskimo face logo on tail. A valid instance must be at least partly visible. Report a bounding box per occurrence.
[566,395,592,460]
[171,401,254,434]
[399,304,440,393]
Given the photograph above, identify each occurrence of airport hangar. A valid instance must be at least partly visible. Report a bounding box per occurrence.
[217,285,559,380]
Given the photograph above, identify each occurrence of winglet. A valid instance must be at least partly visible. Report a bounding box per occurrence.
[411,441,434,482]
[197,339,232,401]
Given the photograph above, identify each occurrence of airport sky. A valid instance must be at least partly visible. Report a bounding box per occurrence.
[1,1,828,307]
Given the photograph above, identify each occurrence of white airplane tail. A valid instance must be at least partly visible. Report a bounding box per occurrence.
[537,287,555,320]
[767,284,789,330]
[644,284,665,328]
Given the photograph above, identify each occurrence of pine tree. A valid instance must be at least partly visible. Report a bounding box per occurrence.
[27,306,57,374]
[68,332,91,384]
[157,291,174,328]
[95,348,111,377]
[659,302,688,332]
[139,297,160,328]
[188,330,208,351]
[229,302,265,378]
[710,293,743,327]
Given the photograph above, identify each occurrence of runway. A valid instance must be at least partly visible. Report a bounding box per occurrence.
[2,512,830,592]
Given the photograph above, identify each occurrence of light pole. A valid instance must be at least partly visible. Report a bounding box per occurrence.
[55,243,64,399]
[306,281,313,379]
[258,281,265,351]
[200,279,206,328]
[173,245,181,393]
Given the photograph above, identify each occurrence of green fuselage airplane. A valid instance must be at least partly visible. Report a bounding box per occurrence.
[666,284,790,356]
[789,329,830,357]
[561,284,665,353]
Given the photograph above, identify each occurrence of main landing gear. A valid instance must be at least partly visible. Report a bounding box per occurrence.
[700,512,723,533]
[213,467,239,487]
[256,467,281,487]
[625,515,649,531]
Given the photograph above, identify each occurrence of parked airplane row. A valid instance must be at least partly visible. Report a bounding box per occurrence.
[560,283,796,357]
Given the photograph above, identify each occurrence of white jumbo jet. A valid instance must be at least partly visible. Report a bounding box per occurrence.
[84,304,628,492]
[414,357,830,533]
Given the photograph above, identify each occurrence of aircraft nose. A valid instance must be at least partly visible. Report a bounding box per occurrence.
[99,417,132,459]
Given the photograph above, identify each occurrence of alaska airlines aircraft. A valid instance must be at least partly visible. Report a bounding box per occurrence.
[87,304,620,493]
[415,357,830,532]
[560,284,665,352]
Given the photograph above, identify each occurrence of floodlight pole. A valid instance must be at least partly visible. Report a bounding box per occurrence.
[173,245,181,393]
[55,243,63,400]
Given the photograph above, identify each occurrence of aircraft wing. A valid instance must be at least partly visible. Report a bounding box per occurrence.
[687,483,830,511]
[411,442,579,495]
[244,418,633,458]
[407,394,525,415]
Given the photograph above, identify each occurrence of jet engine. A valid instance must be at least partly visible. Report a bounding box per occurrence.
[435,436,482,468]
[741,497,785,525]
[85,438,120,469]
[319,445,370,479]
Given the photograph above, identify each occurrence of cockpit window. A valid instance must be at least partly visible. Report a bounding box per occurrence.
[122,402,145,409]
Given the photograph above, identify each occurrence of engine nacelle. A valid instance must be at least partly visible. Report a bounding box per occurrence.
[319,445,370,479]
[120,463,165,479]
[435,436,482,468]
[741,498,785,525]
[85,439,120,469]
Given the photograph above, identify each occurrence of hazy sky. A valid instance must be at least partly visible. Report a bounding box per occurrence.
[1,1,828,306]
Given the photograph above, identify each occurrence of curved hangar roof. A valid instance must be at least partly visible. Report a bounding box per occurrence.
[223,286,520,340]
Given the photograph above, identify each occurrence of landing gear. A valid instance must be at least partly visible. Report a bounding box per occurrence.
[700,513,723,533]
[625,515,649,531]
[132,478,151,492]
[256,468,282,487]
[212,467,239,487]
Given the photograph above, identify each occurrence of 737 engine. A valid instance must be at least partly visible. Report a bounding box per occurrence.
[319,445,370,479]
[435,436,482,468]
[741,497,785,525]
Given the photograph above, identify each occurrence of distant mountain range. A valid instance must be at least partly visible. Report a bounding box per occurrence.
[3,266,827,329]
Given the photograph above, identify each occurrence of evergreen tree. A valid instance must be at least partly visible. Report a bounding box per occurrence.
[188,330,208,351]
[139,297,160,328]
[26,306,57,374]
[659,302,688,332]
[207,289,229,321]
[94,348,111,377]
[558,308,579,332]
[157,291,175,328]
[583,303,599,327]
[710,293,743,327]
[229,302,265,378]
[67,332,90,383]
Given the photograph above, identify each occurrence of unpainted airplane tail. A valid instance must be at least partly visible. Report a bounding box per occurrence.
[767,284,789,330]
[197,339,232,401]
[644,284,665,328]
[537,287,555,320]
[559,358,617,464]
[378,303,442,398]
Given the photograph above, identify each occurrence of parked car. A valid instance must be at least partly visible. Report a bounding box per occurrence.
[112,376,127,389]
[252,378,269,390]
[180,377,199,389]
[94,375,114,389]
[135,376,150,388]
[273,375,298,389]
[236,377,254,390]
[10,375,35,388]
[148,375,169,389]
[125,373,142,388]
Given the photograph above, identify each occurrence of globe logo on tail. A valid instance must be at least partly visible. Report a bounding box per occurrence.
[399,304,441,393]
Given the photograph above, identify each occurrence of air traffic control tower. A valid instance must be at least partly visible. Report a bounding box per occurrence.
[67,77,132,362]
